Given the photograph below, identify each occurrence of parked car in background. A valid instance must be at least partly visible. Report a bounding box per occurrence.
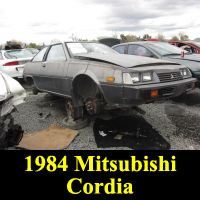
[24,42,196,120]
[169,41,200,54]
[25,48,39,55]
[0,49,33,78]
[0,71,26,148]
[112,42,200,87]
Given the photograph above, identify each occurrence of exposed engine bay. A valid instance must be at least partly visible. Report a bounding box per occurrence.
[0,72,26,149]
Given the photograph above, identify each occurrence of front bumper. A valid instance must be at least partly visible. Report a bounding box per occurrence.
[122,77,196,106]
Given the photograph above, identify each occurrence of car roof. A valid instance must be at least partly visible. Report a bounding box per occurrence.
[112,41,166,48]
[45,41,100,48]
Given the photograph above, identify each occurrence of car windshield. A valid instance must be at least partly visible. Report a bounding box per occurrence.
[66,42,118,56]
[5,49,33,58]
[192,42,200,48]
[147,42,187,56]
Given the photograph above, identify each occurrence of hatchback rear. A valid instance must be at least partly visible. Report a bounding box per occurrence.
[0,49,33,78]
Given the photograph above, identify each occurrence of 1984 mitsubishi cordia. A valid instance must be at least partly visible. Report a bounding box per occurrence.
[24,42,196,120]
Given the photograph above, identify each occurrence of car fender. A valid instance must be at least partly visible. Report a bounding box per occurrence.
[72,69,106,100]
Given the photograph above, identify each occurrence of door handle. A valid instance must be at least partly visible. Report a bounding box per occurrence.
[42,63,46,67]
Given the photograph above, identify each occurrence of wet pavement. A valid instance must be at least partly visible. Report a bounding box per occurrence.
[93,116,170,150]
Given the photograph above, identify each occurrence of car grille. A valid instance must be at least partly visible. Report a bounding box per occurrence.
[159,87,174,96]
[157,72,183,83]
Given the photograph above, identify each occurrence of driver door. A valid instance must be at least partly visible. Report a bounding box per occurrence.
[40,44,69,95]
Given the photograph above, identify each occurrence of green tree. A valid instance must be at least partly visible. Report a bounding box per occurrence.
[179,32,189,41]
[157,33,166,41]
[143,34,152,40]
[170,36,179,41]
[27,43,37,48]
[120,34,140,42]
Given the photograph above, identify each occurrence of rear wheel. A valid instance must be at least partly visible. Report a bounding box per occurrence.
[26,77,39,95]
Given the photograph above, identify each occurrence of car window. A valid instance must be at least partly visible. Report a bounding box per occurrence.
[32,47,48,62]
[113,45,126,54]
[147,42,187,56]
[46,44,66,61]
[6,49,33,58]
[192,42,200,48]
[66,42,118,56]
[128,45,152,57]
[190,47,197,53]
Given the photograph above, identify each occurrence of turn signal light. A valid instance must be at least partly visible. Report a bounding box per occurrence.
[151,89,158,97]
[106,76,115,83]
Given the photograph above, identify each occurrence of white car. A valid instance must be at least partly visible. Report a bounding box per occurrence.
[0,49,33,78]
[0,71,26,148]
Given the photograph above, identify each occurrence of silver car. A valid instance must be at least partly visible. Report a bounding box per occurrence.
[0,49,33,78]
[24,42,196,120]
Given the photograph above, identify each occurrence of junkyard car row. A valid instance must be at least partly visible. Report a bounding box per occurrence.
[0,41,200,149]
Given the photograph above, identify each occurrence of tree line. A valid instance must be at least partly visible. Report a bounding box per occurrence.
[0,32,191,50]
[119,32,189,43]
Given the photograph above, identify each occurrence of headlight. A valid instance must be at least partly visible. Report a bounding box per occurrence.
[123,71,153,85]
[131,73,140,82]
[123,73,140,84]
[142,72,152,82]
[180,68,192,78]
[123,73,133,85]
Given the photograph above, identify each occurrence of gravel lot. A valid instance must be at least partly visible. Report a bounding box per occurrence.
[13,85,200,150]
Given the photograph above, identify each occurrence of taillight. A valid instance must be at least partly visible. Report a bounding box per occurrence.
[3,61,19,66]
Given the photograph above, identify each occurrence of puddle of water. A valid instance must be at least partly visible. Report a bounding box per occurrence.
[93,116,170,150]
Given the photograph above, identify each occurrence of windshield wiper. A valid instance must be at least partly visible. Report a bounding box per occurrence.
[163,53,181,56]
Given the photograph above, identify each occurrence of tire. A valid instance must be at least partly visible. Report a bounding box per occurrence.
[25,77,39,95]
[63,99,89,130]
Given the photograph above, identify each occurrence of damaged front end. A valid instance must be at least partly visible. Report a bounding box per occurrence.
[0,72,26,149]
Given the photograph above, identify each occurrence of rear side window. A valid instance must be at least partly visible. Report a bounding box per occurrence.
[32,47,48,62]
[46,44,66,61]
[113,45,126,54]
[128,45,152,57]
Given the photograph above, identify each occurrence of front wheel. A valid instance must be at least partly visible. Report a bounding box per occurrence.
[63,99,89,130]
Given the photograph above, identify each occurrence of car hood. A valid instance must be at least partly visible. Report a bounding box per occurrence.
[75,53,177,68]
[165,54,200,63]
[164,54,200,72]
[0,72,26,111]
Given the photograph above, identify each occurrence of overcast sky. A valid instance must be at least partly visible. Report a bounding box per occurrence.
[0,0,200,44]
